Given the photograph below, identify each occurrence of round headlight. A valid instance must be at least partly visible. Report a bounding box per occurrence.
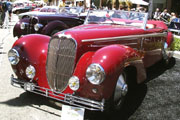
[34,23,43,31]
[20,22,27,29]
[26,65,36,79]
[86,64,105,85]
[8,49,20,65]
[68,76,80,91]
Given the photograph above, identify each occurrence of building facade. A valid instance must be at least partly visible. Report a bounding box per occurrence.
[145,0,179,14]
[50,0,180,16]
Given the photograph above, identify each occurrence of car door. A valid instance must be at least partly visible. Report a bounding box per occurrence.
[142,28,166,68]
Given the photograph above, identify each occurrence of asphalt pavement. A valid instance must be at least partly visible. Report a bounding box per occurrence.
[0,14,62,120]
[0,14,180,120]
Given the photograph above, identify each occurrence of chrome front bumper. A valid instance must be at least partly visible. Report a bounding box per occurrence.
[11,75,105,111]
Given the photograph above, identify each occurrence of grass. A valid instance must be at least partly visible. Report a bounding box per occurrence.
[171,36,180,51]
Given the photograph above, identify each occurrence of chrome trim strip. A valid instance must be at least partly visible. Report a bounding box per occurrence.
[11,75,104,111]
[143,13,148,30]
[169,29,180,33]
[82,32,167,43]
[89,43,138,48]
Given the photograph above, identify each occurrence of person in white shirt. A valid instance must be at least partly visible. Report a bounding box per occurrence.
[160,9,171,22]
[153,8,161,20]
[170,12,176,22]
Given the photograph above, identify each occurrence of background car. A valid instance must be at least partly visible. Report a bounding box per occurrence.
[13,7,86,38]
[8,10,174,115]
[12,6,34,14]
[18,6,60,19]
[168,18,180,35]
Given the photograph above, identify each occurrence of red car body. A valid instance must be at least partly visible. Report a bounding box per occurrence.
[9,10,174,112]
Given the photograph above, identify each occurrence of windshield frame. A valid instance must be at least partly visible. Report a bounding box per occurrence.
[84,10,148,30]
[59,7,84,15]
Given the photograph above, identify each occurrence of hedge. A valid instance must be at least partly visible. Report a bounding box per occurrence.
[171,36,180,51]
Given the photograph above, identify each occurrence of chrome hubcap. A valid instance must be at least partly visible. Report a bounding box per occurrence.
[114,73,128,104]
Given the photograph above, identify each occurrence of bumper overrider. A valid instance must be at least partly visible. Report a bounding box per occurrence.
[11,74,105,111]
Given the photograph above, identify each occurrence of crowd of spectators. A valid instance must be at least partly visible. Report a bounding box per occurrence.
[153,8,178,24]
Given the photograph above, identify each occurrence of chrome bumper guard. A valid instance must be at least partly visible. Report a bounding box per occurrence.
[11,75,105,111]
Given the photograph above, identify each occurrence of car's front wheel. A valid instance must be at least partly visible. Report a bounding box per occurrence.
[113,72,128,110]
[110,67,137,111]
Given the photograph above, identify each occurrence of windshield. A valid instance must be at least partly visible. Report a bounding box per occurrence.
[39,6,58,13]
[84,10,148,29]
[59,7,83,15]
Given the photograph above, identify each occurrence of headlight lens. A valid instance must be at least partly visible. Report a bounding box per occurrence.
[20,22,27,29]
[68,76,80,91]
[8,49,20,65]
[34,23,43,31]
[26,65,36,79]
[86,63,105,85]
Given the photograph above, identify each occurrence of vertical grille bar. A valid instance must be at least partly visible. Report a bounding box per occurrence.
[46,36,77,92]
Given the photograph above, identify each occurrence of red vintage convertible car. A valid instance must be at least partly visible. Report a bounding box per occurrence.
[8,10,174,113]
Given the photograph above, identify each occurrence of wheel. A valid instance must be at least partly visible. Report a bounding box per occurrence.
[113,72,128,110]
[110,67,137,111]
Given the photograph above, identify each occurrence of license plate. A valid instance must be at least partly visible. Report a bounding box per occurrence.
[61,105,85,120]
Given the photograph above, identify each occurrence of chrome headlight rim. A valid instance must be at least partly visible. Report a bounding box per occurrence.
[20,22,28,30]
[34,23,43,31]
[8,48,20,65]
[25,65,36,79]
[68,76,80,91]
[86,63,106,85]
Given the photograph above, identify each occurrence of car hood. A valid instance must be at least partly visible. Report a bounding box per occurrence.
[64,24,146,42]
[19,11,55,19]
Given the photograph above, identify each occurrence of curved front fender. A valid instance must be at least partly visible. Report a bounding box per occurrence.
[13,18,30,37]
[74,45,146,100]
[12,34,50,88]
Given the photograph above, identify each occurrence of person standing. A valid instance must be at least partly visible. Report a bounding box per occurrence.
[6,0,12,21]
[1,0,7,24]
[2,0,9,28]
[0,1,3,26]
[153,8,161,20]
[170,12,177,22]
[160,9,171,23]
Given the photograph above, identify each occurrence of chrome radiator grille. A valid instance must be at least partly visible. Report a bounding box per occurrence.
[46,36,77,92]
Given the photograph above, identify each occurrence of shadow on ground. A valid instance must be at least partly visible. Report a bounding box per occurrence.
[0,92,62,117]
[145,57,176,83]
[85,58,176,120]
[0,58,176,120]
[84,83,147,120]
